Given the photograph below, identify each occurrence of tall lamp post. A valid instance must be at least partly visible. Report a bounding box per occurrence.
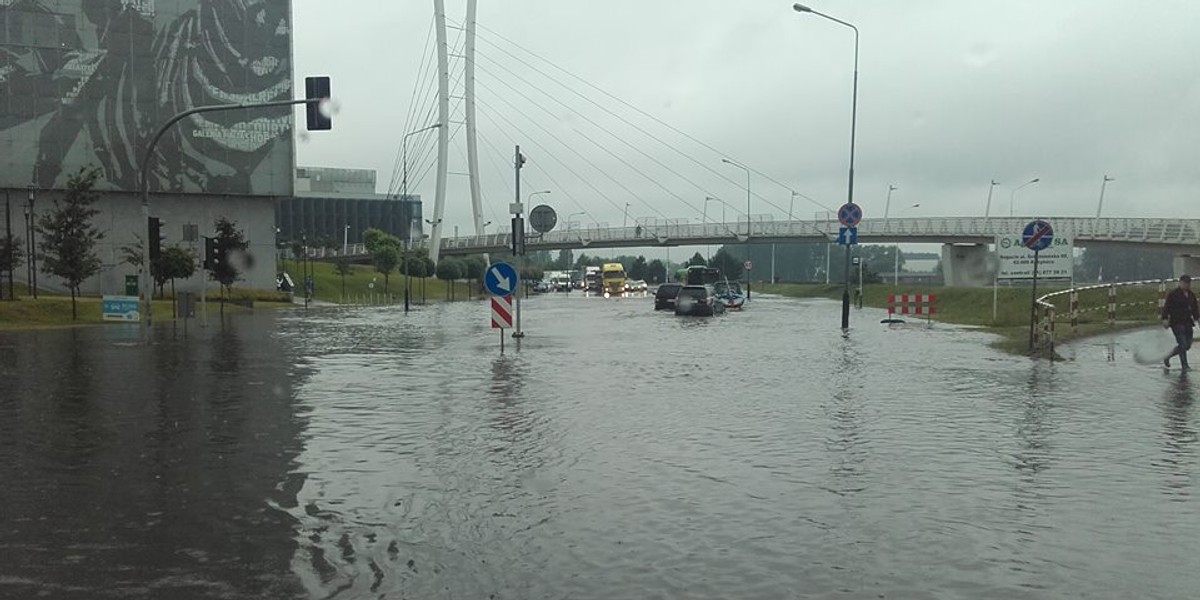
[1094,175,1114,231]
[793,3,858,329]
[400,122,441,312]
[983,179,999,233]
[25,185,37,299]
[1009,178,1040,217]
[722,158,752,299]
[884,184,898,284]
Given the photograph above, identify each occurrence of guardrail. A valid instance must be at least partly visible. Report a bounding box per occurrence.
[1034,278,1173,354]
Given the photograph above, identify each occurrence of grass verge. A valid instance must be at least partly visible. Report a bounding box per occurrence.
[281,258,482,305]
[757,283,1162,356]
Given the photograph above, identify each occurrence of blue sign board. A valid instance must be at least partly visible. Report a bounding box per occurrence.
[837,203,863,227]
[102,295,140,322]
[838,226,858,246]
[1022,220,1054,252]
[484,262,519,297]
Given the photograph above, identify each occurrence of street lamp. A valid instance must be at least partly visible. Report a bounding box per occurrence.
[1009,178,1040,217]
[793,3,859,329]
[983,179,999,231]
[401,122,442,245]
[1095,174,1115,219]
[342,224,350,255]
[25,185,36,299]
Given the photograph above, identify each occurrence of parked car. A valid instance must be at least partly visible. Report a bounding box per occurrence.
[654,283,682,311]
[674,284,725,316]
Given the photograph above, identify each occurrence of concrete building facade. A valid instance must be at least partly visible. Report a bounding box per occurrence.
[1,1,295,295]
[278,167,423,248]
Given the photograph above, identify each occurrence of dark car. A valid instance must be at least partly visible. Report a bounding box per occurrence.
[654,283,682,310]
[674,284,725,316]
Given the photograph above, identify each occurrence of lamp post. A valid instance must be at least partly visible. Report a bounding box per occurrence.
[1094,175,1114,231]
[983,179,999,233]
[1009,178,1040,217]
[793,3,858,329]
[401,123,441,313]
[884,184,898,283]
[25,185,37,299]
[342,224,350,255]
[623,202,631,229]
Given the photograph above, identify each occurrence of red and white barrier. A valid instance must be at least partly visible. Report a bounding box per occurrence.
[491,295,514,329]
[887,294,938,318]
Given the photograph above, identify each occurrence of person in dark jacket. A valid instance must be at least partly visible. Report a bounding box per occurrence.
[1161,274,1200,369]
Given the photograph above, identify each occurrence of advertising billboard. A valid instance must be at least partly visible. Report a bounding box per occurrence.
[0,0,294,196]
[996,233,1074,280]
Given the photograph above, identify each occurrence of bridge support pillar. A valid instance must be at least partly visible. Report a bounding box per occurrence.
[941,243,992,287]
[1174,254,1200,279]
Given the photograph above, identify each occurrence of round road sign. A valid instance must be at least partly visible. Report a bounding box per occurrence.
[744,260,753,271]
[837,203,863,227]
[529,205,558,233]
[1022,220,1054,252]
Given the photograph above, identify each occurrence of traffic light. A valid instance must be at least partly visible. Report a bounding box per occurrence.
[305,76,332,131]
[203,236,222,271]
[148,217,163,263]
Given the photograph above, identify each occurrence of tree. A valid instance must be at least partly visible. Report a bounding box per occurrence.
[0,232,23,300]
[36,166,105,319]
[436,257,464,300]
[373,245,400,293]
[710,248,744,280]
[687,252,708,267]
[363,228,390,254]
[629,255,649,281]
[462,255,488,294]
[210,216,250,311]
[334,257,353,298]
[554,249,572,270]
[646,259,666,284]
[160,245,196,300]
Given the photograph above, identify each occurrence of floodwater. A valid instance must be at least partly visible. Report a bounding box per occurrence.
[1,293,1197,599]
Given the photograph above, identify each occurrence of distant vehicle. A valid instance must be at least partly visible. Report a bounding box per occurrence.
[713,280,745,310]
[654,283,682,311]
[583,266,602,293]
[674,284,725,317]
[624,279,647,292]
[601,263,627,296]
[532,280,550,293]
[682,265,721,285]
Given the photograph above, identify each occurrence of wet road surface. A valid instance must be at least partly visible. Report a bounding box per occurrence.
[1,293,1197,599]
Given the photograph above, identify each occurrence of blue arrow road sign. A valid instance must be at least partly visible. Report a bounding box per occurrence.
[837,203,863,227]
[485,262,519,297]
[838,226,858,246]
[1022,220,1054,252]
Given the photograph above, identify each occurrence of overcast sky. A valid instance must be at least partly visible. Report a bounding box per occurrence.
[292,0,1199,238]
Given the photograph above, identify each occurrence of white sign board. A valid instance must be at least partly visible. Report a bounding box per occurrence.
[996,234,1073,280]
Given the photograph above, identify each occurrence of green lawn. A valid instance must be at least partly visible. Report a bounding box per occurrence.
[282,258,482,305]
[758,282,1163,356]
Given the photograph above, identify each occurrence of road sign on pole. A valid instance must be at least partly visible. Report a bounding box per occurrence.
[485,262,519,297]
[529,205,558,233]
[744,260,753,272]
[1022,219,1054,251]
[837,203,863,227]
[838,226,858,246]
[491,295,514,329]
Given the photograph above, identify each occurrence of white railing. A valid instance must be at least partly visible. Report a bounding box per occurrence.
[1033,278,1173,355]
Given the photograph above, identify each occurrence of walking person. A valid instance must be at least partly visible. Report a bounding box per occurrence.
[1162,274,1200,370]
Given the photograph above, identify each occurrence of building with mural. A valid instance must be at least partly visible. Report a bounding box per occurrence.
[1,0,295,294]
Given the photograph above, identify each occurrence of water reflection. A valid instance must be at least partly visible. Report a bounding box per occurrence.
[1157,372,1195,501]
[0,316,310,599]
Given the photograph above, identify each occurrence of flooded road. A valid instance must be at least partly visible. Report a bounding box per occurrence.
[1,293,1197,599]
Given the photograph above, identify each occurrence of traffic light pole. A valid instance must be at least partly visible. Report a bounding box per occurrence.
[138,97,321,329]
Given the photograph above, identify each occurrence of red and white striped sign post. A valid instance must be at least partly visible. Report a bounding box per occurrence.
[491,295,514,351]
[489,295,513,350]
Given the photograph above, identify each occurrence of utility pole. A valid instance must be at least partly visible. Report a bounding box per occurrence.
[512,145,526,338]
